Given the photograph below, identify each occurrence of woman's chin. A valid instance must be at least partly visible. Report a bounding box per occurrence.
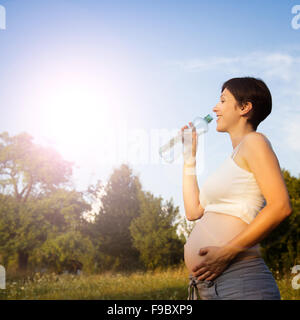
[216,126,226,132]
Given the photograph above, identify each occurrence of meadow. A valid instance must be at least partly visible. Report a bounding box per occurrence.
[0,262,299,300]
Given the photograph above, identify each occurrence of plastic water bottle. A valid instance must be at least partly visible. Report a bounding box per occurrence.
[159,114,213,163]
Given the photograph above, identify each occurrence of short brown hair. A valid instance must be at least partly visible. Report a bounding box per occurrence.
[221,77,272,130]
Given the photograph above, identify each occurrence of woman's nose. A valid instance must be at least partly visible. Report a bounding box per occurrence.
[212,104,219,113]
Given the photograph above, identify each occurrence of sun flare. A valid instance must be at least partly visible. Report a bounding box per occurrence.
[44,85,110,143]
[36,76,115,159]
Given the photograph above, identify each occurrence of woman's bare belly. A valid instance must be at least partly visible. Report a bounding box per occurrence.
[184,211,261,274]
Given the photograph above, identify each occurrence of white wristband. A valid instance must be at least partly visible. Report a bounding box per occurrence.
[184,167,196,175]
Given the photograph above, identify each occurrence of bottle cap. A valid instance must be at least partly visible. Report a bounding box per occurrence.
[204,114,213,123]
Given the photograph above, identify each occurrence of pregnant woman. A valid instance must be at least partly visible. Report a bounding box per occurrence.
[182,77,292,300]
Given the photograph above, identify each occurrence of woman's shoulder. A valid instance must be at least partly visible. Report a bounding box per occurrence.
[238,132,276,173]
[243,131,273,150]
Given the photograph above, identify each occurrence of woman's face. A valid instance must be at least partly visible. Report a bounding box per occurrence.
[212,88,241,132]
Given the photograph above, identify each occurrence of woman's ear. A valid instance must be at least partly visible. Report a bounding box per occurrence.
[240,101,252,115]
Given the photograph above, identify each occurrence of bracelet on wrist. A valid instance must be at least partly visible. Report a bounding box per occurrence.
[184,160,196,167]
[184,167,197,175]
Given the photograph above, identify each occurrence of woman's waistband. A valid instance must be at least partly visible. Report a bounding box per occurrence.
[231,248,261,263]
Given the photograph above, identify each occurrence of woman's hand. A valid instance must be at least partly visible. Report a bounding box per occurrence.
[181,122,198,166]
[191,246,234,281]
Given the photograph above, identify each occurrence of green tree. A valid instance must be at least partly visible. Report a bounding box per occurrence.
[260,169,300,274]
[36,188,91,233]
[91,164,143,271]
[129,190,184,270]
[0,131,91,271]
[282,169,300,199]
[30,230,95,274]
[0,194,50,271]
[0,131,74,202]
[0,188,91,272]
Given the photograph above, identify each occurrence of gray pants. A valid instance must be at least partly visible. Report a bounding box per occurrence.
[187,257,281,300]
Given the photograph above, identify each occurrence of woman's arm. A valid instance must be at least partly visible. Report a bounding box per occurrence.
[181,122,205,221]
[183,162,205,221]
[221,132,292,259]
[192,132,292,281]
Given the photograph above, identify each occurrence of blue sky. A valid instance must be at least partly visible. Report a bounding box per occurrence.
[0,0,299,220]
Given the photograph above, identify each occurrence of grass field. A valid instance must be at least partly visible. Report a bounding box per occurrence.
[0,263,299,300]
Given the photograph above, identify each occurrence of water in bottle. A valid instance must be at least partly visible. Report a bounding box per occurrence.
[159,114,213,163]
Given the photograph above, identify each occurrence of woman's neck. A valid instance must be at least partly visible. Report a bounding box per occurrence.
[228,127,255,149]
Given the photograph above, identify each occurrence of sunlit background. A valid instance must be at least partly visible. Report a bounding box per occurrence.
[0,0,299,218]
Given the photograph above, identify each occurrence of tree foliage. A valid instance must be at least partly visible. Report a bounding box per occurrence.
[0,188,92,272]
[90,164,143,271]
[0,132,91,272]
[0,131,74,202]
[30,230,95,274]
[260,169,300,274]
[130,191,184,270]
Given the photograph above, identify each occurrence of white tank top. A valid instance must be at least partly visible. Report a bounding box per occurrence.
[199,137,266,224]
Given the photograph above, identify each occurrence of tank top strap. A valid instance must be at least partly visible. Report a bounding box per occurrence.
[231,140,243,159]
[231,132,259,159]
